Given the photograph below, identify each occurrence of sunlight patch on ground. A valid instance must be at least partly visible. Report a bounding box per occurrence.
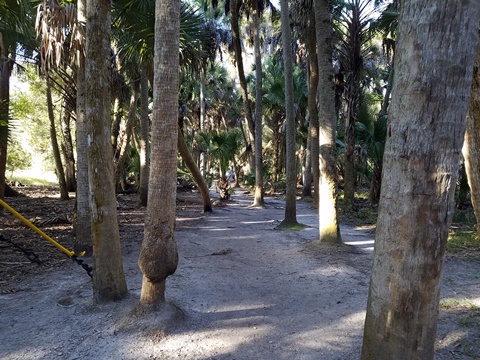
[289,310,366,350]
[240,220,276,225]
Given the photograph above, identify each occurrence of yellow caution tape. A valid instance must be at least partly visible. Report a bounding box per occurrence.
[0,198,84,258]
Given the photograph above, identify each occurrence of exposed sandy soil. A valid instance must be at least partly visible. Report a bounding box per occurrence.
[0,186,479,359]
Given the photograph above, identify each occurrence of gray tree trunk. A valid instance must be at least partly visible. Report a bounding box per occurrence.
[230,0,255,161]
[139,65,150,206]
[74,0,91,255]
[85,0,127,303]
[463,43,480,239]
[46,74,69,200]
[361,1,480,358]
[278,0,298,228]
[178,129,212,213]
[252,1,264,208]
[315,0,341,243]
[138,0,180,309]
[0,37,12,212]
[60,104,76,192]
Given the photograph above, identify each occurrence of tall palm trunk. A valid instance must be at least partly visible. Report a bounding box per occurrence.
[315,0,341,243]
[138,0,180,308]
[74,0,91,254]
[114,82,138,192]
[305,12,319,205]
[46,74,69,200]
[86,0,127,303]
[60,104,76,192]
[278,0,298,228]
[252,1,264,207]
[139,64,150,206]
[0,47,11,210]
[361,1,480,357]
[463,42,480,239]
[230,0,255,164]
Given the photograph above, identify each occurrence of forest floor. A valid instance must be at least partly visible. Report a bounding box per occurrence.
[0,185,479,360]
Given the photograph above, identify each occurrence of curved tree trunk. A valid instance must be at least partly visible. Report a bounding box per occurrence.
[114,82,138,193]
[178,129,212,213]
[230,0,255,157]
[315,0,341,243]
[86,0,127,303]
[463,42,480,238]
[74,0,91,255]
[361,1,480,358]
[278,0,298,228]
[252,1,264,208]
[138,0,180,309]
[60,104,76,192]
[46,74,69,200]
[139,64,150,206]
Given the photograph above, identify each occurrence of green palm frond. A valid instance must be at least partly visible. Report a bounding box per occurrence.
[112,1,213,73]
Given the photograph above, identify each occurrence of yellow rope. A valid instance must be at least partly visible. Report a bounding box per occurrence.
[0,198,84,258]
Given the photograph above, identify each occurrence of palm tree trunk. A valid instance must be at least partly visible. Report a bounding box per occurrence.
[86,0,127,303]
[138,0,180,309]
[114,83,138,192]
[463,42,480,238]
[74,0,91,255]
[139,64,150,206]
[0,38,12,211]
[178,129,212,213]
[306,12,319,206]
[361,1,480,357]
[315,0,341,243]
[46,74,69,200]
[252,1,264,207]
[230,0,255,159]
[60,104,76,192]
[278,0,298,228]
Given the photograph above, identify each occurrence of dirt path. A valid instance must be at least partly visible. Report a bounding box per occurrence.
[0,188,479,359]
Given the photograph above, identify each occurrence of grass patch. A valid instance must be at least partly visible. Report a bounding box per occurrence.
[8,175,57,186]
[447,225,479,254]
[439,298,480,311]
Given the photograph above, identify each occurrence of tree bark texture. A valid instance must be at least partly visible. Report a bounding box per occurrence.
[361,1,480,359]
[278,0,297,227]
[139,65,150,206]
[138,0,180,308]
[463,42,480,239]
[315,0,341,243]
[46,75,69,200]
[86,0,128,303]
[252,1,264,208]
[0,39,12,210]
[60,105,76,192]
[114,83,138,192]
[178,129,212,213]
[74,0,91,255]
[306,10,319,206]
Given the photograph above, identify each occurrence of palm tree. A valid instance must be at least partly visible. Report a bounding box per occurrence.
[137,0,180,308]
[336,0,372,211]
[361,0,479,357]
[85,0,128,303]
[315,0,341,243]
[463,44,480,239]
[0,0,36,207]
[278,0,299,228]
